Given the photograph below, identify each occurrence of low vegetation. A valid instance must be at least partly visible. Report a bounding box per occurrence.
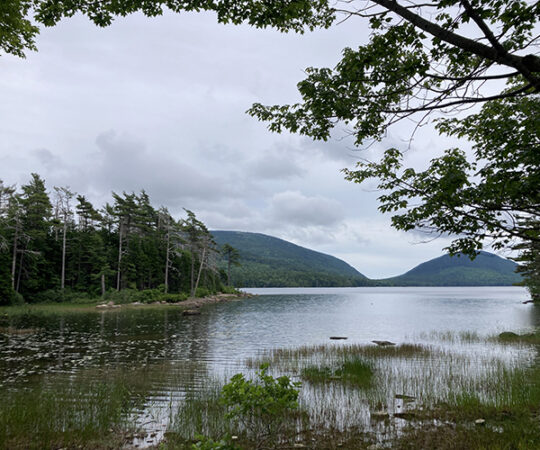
[0,369,149,450]
[301,358,373,387]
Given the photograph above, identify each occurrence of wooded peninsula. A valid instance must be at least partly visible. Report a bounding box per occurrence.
[0,173,233,306]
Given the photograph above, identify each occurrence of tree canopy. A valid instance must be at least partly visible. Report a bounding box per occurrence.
[0,174,227,305]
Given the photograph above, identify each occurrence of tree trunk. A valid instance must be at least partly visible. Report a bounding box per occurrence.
[193,246,206,297]
[101,273,106,298]
[11,225,18,290]
[227,256,231,287]
[190,246,196,297]
[164,226,170,294]
[61,218,67,290]
[116,219,123,291]
[16,249,24,293]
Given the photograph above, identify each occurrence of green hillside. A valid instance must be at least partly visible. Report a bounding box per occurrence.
[379,251,521,286]
[211,231,369,287]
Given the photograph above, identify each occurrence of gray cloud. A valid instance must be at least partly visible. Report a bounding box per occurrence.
[269,191,344,227]
[247,151,305,180]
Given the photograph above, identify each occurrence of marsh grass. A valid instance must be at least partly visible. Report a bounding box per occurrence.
[246,343,431,371]
[163,335,540,449]
[411,330,484,344]
[0,301,186,319]
[394,365,540,449]
[302,358,373,388]
[0,368,149,449]
[168,378,231,443]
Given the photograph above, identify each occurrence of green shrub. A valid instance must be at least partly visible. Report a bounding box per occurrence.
[195,287,211,298]
[159,293,188,303]
[220,364,301,447]
[192,435,240,450]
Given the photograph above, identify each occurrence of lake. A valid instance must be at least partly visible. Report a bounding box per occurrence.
[1,286,538,446]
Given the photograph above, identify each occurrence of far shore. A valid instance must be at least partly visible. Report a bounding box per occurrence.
[0,290,254,317]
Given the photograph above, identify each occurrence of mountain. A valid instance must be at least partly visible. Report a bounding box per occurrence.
[378,251,521,286]
[211,231,369,287]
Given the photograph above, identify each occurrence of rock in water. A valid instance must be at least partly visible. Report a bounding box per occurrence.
[372,340,396,346]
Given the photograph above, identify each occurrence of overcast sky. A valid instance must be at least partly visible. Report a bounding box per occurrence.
[0,9,484,278]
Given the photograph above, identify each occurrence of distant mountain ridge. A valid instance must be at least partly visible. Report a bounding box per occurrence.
[211,230,369,287]
[212,231,521,287]
[377,251,521,286]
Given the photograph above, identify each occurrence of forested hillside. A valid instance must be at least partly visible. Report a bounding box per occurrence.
[379,252,521,286]
[212,231,369,287]
[0,174,225,305]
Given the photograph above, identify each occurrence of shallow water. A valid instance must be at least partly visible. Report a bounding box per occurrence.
[1,287,538,445]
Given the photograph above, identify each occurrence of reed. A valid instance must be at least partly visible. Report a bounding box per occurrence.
[0,369,147,449]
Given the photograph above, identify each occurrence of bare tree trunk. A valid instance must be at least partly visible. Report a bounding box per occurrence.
[116,219,123,291]
[16,249,24,293]
[193,246,206,297]
[164,225,170,293]
[190,246,196,297]
[11,226,18,290]
[227,257,231,287]
[101,273,106,298]
[61,218,67,290]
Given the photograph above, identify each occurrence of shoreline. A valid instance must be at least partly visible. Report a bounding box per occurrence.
[96,291,255,311]
[0,291,255,317]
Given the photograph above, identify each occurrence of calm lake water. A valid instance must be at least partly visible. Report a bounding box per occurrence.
[1,286,538,445]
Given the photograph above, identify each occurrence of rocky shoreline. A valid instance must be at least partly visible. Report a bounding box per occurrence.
[95,291,254,311]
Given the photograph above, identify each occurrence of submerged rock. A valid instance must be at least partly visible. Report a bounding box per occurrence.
[395,394,416,401]
[394,411,416,420]
[182,309,201,316]
[370,411,390,420]
[330,336,348,340]
[372,340,396,346]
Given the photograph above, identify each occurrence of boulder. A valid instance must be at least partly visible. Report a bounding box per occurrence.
[372,340,396,346]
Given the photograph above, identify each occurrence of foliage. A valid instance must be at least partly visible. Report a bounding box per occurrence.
[344,95,540,258]
[1,1,334,58]
[191,435,240,450]
[220,364,301,447]
[512,220,540,302]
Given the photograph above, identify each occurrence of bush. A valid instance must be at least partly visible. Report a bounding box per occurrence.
[0,290,24,306]
[195,287,212,298]
[158,293,188,303]
[220,286,239,295]
[192,435,240,450]
[220,364,301,447]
